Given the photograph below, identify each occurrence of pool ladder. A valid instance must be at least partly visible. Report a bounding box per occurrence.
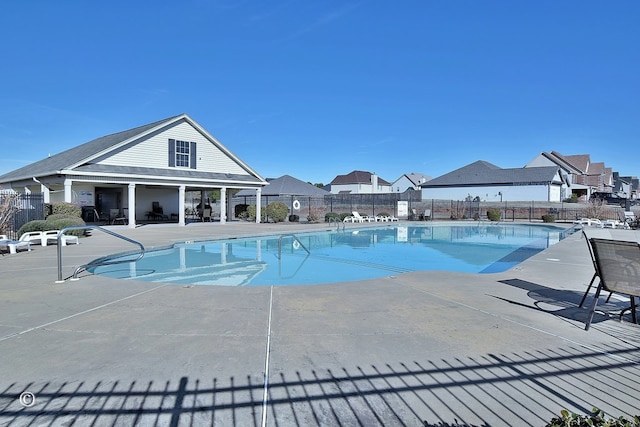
[277,234,310,259]
[328,217,346,231]
[55,225,145,283]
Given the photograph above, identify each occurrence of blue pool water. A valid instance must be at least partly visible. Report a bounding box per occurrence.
[90,224,567,286]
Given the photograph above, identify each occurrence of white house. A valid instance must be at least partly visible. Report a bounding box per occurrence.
[391,173,431,192]
[328,170,392,194]
[421,160,567,202]
[0,114,269,226]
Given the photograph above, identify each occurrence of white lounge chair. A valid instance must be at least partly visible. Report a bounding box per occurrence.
[19,231,45,246]
[352,212,376,222]
[42,230,80,246]
[618,211,636,229]
[573,218,604,228]
[0,235,31,254]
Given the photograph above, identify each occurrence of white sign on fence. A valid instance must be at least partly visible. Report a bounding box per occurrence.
[397,201,408,219]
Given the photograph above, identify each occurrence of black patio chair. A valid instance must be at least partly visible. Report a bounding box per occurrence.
[93,209,109,225]
[579,231,613,308]
[584,238,640,330]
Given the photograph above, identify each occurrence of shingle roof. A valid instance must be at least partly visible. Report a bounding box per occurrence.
[0,115,182,182]
[422,160,560,187]
[235,175,330,197]
[398,172,432,186]
[330,170,391,186]
[561,153,591,173]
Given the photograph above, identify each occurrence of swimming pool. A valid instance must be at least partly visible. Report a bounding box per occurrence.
[89,224,569,286]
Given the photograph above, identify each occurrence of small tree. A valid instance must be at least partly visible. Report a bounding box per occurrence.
[265,202,288,223]
[487,209,501,221]
[0,193,20,235]
[307,206,325,223]
[583,199,607,219]
[50,202,82,218]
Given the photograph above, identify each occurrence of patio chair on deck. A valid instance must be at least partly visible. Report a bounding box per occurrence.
[42,230,80,246]
[579,231,613,308]
[201,208,212,222]
[584,238,640,330]
[352,212,376,222]
[93,209,109,225]
[0,235,31,254]
[618,211,637,229]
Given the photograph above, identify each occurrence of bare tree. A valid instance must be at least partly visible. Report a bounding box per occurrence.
[0,193,20,235]
[582,198,607,219]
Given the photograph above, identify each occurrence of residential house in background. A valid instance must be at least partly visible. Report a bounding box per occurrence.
[525,151,614,201]
[234,174,329,202]
[234,174,331,220]
[328,170,392,194]
[0,114,268,226]
[613,172,639,200]
[391,173,431,193]
[421,160,566,202]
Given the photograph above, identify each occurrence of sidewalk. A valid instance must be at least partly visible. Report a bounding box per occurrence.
[1,222,639,426]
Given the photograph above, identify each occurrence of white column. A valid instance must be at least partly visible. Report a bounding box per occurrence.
[220,187,227,224]
[255,188,262,223]
[41,184,50,204]
[64,179,72,203]
[221,242,227,264]
[128,183,136,228]
[179,185,186,226]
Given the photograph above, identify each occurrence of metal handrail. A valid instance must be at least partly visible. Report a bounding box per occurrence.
[55,225,145,283]
[328,217,345,231]
[276,234,310,260]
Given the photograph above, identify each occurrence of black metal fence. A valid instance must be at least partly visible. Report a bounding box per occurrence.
[231,191,637,223]
[0,193,45,239]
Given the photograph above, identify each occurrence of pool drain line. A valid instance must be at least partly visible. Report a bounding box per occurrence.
[261,285,274,427]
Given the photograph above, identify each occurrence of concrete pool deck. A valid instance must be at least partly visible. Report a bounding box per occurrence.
[1,221,639,426]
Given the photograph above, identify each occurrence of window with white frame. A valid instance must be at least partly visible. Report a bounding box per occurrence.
[175,140,190,167]
[168,139,197,169]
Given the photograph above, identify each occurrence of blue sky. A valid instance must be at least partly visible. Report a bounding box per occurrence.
[1,1,638,185]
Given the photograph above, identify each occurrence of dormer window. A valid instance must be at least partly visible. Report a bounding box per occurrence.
[168,139,197,169]
[175,140,190,167]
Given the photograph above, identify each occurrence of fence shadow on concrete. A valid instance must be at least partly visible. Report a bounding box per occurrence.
[2,344,639,426]
[497,278,640,328]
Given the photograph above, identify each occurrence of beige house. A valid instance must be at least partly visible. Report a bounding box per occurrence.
[0,114,268,226]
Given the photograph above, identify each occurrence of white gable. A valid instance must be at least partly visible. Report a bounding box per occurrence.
[97,121,250,175]
[525,154,556,168]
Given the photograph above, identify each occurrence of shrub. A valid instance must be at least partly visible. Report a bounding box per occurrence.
[307,206,325,223]
[545,407,640,427]
[264,202,288,223]
[339,213,352,221]
[487,209,501,221]
[17,216,86,237]
[542,214,556,223]
[46,216,86,236]
[46,213,73,222]
[563,194,579,203]
[378,212,390,217]
[17,220,49,235]
[288,214,300,222]
[238,205,257,221]
[50,202,82,218]
[325,212,341,222]
[234,204,249,219]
